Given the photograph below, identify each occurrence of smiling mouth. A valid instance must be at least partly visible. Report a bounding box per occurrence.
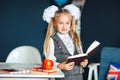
[62,29,67,31]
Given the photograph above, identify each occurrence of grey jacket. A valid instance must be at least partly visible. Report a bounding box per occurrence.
[51,34,84,76]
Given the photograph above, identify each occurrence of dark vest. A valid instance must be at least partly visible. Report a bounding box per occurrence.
[51,34,84,76]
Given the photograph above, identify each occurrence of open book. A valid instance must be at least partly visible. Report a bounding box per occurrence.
[67,40,100,65]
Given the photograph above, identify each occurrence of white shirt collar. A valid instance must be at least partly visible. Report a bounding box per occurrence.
[56,32,69,39]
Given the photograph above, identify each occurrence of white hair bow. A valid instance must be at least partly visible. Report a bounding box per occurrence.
[43,4,81,23]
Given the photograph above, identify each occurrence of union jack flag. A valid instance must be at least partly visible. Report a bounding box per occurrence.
[106,63,120,80]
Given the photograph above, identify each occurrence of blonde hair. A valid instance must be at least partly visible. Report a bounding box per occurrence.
[44,9,81,57]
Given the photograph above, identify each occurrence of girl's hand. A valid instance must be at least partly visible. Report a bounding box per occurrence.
[80,59,88,67]
[57,61,75,70]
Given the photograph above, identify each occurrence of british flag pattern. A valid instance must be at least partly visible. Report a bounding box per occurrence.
[106,63,120,80]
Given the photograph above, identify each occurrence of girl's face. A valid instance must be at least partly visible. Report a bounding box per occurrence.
[54,14,72,34]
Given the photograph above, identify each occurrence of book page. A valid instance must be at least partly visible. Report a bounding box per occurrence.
[68,53,87,59]
[86,40,100,54]
[68,40,100,59]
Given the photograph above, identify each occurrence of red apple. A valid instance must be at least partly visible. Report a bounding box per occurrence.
[42,59,54,70]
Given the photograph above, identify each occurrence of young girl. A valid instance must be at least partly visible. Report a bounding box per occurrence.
[43,4,88,80]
